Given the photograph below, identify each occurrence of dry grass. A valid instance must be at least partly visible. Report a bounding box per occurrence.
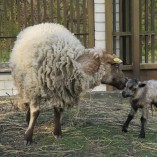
[1,93,157,157]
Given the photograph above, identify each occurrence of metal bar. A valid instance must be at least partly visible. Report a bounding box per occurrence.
[87,0,94,48]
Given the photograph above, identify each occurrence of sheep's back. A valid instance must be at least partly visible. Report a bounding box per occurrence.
[10,23,84,70]
[10,23,87,107]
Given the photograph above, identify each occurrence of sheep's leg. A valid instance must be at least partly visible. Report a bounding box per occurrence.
[26,107,30,125]
[53,107,63,138]
[24,103,30,125]
[139,108,148,138]
[24,101,40,145]
[122,107,137,132]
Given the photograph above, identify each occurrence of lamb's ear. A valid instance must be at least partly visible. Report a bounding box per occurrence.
[76,54,101,75]
[139,82,146,88]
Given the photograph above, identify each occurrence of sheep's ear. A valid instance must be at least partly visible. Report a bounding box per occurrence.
[139,82,146,88]
[76,54,101,75]
[104,52,122,64]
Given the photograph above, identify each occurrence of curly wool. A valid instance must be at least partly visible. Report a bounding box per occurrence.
[10,23,105,108]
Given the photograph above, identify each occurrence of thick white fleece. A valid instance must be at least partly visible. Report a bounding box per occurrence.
[10,23,104,108]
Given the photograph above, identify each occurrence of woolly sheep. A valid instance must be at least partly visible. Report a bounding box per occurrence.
[10,23,126,144]
[122,79,157,138]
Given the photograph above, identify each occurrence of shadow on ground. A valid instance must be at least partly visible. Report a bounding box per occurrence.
[1,91,157,157]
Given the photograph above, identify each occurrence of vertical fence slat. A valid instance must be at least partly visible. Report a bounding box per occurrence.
[43,0,47,22]
[63,0,67,26]
[76,0,80,39]
[37,0,40,23]
[83,0,87,47]
[24,0,27,27]
[70,0,74,32]
[50,0,54,22]
[132,0,140,79]
[87,0,94,48]
[57,0,60,23]
[113,0,116,32]
[30,0,34,25]
[151,0,155,63]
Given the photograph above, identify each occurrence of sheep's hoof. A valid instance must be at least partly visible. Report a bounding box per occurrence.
[53,131,62,139]
[139,133,145,138]
[122,126,128,133]
[24,130,33,145]
[24,139,32,145]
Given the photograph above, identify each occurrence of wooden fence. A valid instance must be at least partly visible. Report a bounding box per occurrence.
[0,0,94,63]
[106,0,157,81]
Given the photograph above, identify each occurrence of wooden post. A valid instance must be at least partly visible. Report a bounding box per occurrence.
[105,0,113,51]
[87,0,95,48]
[132,0,140,79]
[105,0,113,90]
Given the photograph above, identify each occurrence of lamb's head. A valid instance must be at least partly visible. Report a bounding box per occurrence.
[76,49,126,90]
[122,78,146,98]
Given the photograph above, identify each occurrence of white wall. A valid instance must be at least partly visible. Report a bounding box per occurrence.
[93,0,106,91]
[0,73,17,96]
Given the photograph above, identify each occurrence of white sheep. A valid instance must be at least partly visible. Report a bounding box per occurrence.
[10,23,126,144]
[122,79,157,138]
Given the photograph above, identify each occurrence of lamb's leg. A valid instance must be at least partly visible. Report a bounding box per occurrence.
[53,107,64,138]
[24,101,40,145]
[139,108,148,138]
[122,107,137,132]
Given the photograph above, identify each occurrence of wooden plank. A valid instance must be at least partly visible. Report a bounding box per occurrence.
[105,0,113,52]
[83,0,87,47]
[87,0,94,48]
[132,0,140,79]
[105,0,113,91]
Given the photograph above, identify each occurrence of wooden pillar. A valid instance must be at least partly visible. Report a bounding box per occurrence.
[105,0,113,51]
[87,0,95,48]
[105,0,113,90]
[132,0,140,79]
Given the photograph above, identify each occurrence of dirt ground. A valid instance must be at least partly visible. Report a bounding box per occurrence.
[1,93,157,157]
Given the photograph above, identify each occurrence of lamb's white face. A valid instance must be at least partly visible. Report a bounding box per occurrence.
[122,79,146,98]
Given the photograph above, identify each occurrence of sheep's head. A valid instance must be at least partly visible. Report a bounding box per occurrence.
[76,50,126,90]
[122,78,146,98]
